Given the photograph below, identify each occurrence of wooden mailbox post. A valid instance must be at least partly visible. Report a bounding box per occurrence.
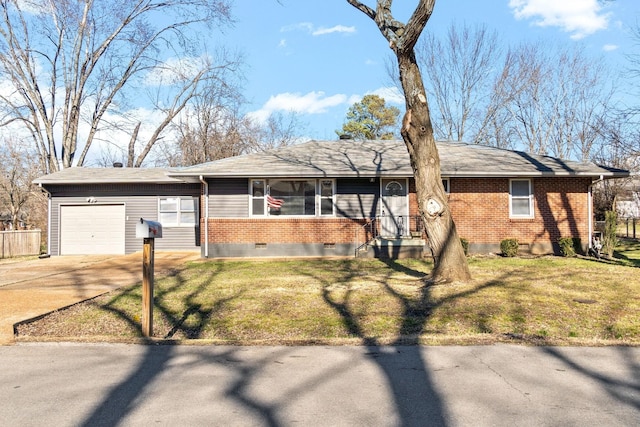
[136,218,163,337]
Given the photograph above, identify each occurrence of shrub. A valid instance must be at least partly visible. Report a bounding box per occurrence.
[601,210,618,258]
[558,237,581,257]
[500,238,519,257]
[460,238,469,256]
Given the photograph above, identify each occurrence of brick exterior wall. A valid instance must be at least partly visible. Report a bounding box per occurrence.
[204,218,368,245]
[448,177,591,251]
[199,176,592,255]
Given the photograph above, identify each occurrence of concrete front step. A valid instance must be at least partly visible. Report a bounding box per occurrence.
[357,238,427,259]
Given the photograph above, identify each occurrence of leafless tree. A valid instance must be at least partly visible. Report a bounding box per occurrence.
[592,113,640,218]
[157,97,306,167]
[416,22,501,143]
[486,42,613,161]
[347,0,470,282]
[0,137,47,231]
[0,0,234,172]
[245,111,307,152]
[166,105,251,167]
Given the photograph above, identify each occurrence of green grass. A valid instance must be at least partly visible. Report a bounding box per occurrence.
[613,238,640,267]
[15,245,640,346]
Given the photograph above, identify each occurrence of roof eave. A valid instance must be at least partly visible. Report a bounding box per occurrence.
[169,171,630,179]
[34,178,196,185]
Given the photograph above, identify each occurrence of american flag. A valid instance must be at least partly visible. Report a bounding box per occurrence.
[267,194,284,209]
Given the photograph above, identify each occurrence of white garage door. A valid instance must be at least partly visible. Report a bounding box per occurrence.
[60,204,126,255]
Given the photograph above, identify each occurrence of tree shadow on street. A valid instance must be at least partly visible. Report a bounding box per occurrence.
[74,255,640,426]
[542,346,640,412]
[79,263,240,425]
[296,256,506,426]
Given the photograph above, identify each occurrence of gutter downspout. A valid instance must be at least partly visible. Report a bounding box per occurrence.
[39,183,51,256]
[199,176,209,258]
[588,175,604,250]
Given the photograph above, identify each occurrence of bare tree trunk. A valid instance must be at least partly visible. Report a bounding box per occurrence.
[127,122,141,168]
[348,0,470,282]
[397,52,470,281]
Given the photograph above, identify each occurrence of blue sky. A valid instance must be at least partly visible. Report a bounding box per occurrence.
[222,0,640,141]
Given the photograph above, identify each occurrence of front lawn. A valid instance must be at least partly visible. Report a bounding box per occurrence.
[16,251,640,346]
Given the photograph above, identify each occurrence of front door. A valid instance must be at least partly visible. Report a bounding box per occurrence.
[380,179,408,238]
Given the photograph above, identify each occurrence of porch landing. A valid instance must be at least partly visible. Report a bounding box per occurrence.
[357,237,427,259]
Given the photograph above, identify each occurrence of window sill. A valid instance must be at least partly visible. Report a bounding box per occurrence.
[509,217,535,221]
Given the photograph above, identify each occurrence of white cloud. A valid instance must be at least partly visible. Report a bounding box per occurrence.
[343,87,405,110]
[143,56,206,86]
[278,39,287,49]
[281,22,355,36]
[248,91,348,123]
[509,0,611,40]
[280,22,314,33]
[14,0,51,15]
[370,87,405,105]
[312,25,356,36]
[603,44,618,52]
[347,94,361,106]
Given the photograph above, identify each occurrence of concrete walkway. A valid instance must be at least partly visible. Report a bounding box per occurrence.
[0,252,199,345]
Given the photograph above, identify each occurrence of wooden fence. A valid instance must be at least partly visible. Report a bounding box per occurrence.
[0,230,42,258]
[618,218,638,239]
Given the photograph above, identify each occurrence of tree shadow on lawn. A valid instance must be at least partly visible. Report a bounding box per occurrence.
[295,257,508,426]
[96,261,240,340]
[77,257,640,426]
[80,262,247,426]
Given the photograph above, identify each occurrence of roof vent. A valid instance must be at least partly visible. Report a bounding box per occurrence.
[113,162,123,168]
[339,134,352,140]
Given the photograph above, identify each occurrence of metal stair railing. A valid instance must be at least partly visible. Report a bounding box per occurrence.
[354,218,378,256]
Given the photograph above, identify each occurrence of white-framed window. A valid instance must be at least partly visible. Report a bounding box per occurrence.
[319,179,335,216]
[159,197,196,226]
[251,179,266,216]
[442,178,450,194]
[510,179,534,218]
[269,179,315,216]
[250,178,335,216]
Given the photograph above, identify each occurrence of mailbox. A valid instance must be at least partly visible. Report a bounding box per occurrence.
[136,218,163,239]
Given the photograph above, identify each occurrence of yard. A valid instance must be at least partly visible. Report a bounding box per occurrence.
[15,242,640,345]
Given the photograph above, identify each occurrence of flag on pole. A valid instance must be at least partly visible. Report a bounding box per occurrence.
[267,194,284,209]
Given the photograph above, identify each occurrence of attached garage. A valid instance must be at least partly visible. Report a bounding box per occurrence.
[59,204,126,255]
[35,167,202,256]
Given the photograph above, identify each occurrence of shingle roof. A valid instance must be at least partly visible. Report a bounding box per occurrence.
[33,167,190,185]
[33,140,629,185]
[170,140,629,179]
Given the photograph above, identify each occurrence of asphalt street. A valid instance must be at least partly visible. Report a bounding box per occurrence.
[0,343,638,426]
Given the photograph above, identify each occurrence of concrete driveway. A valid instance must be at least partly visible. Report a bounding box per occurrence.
[0,252,199,345]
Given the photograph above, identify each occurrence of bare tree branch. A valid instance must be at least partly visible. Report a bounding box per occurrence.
[0,0,234,172]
